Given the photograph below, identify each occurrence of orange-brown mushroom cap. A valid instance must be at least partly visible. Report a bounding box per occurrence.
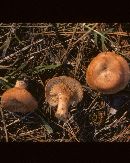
[45,76,83,121]
[1,80,38,113]
[86,52,130,94]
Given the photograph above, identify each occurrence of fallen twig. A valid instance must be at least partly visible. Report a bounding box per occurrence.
[0,107,8,142]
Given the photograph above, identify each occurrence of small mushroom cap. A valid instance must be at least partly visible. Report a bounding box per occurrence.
[15,80,28,89]
[86,52,130,94]
[45,76,83,107]
[1,81,38,113]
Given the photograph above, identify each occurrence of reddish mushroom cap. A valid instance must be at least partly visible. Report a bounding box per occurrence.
[1,80,38,113]
[86,52,130,94]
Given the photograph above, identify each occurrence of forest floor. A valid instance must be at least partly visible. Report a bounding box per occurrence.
[0,23,129,142]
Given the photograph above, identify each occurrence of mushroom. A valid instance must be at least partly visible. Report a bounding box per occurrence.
[86,51,130,94]
[1,80,38,113]
[45,76,83,121]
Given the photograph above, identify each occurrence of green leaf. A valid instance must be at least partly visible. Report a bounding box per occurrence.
[32,64,61,74]
[93,32,98,47]
[41,118,53,134]
[0,36,12,57]
[7,62,28,77]
[0,77,8,83]
[101,36,107,51]
[14,33,25,45]
[36,112,53,134]
[104,28,114,34]
[0,77,12,89]
[85,25,115,46]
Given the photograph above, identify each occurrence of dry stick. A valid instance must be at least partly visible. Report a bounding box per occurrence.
[108,32,130,36]
[2,23,17,57]
[64,121,80,142]
[8,133,17,141]
[60,92,100,128]
[68,129,80,142]
[0,25,52,28]
[62,23,98,64]
[0,38,68,65]
[0,65,12,69]
[52,23,68,49]
[0,107,8,142]
[71,23,98,48]
[53,121,79,142]
[83,93,100,112]
[0,39,44,64]
[29,43,63,57]
[62,23,79,63]
[0,57,19,69]
[0,32,10,40]
[33,31,89,36]
[6,112,34,128]
[60,94,99,128]
[0,77,8,83]
[6,119,21,128]
[0,36,72,65]
[94,111,128,139]
[19,127,44,137]
[109,125,130,142]
[74,46,83,75]
[60,114,80,142]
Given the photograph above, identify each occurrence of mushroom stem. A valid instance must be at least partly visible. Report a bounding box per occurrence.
[45,76,83,121]
[55,93,70,121]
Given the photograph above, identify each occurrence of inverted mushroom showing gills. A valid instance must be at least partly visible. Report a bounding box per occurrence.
[1,80,38,113]
[86,52,130,94]
[45,76,83,121]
